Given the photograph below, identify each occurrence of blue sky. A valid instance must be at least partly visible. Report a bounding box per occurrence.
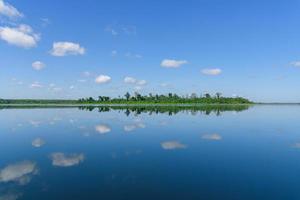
[1,0,300,102]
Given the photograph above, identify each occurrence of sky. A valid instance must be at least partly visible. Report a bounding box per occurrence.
[1,0,300,102]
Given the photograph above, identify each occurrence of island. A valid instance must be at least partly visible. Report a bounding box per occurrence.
[0,92,252,105]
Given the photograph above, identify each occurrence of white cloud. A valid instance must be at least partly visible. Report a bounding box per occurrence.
[202,133,222,140]
[30,82,43,88]
[95,75,111,84]
[50,42,85,56]
[0,161,37,184]
[290,61,300,67]
[161,59,188,68]
[161,141,187,150]
[137,80,147,85]
[124,76,136,84]
[32,138,45,148]
[0,0,23,18]
[50,153,84,167]
[32,61,45,70]
[69,85,75,90]
[95,124,111,134]
[201,68,222,76]
[0,24,40,48]
[124,76,147,86]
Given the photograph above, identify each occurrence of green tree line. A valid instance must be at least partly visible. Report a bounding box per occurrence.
[0,92,252,105]
[78,92,252,104]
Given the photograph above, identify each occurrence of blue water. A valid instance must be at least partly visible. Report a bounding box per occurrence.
[1,105,300,200]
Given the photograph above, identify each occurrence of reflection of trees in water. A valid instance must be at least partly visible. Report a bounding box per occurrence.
[78,105,250,116]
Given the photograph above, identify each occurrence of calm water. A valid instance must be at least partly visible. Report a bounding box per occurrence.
[1,105,300,200]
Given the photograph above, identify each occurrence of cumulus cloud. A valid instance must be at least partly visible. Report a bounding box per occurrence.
[124,76,147,87]
[202,133,222,140]
[31,138,45,148]
[95,75,111,84]
[290,61,300,67]
[50,153,84,167]
[137,80,147,85]
[32,61,45,70]
[124,76,136,84]
[95,124,111,134]
[161,141,187,150]
[50,42,85,56]
[30,82,43,89]
[161,59,188,68]
[201,68,222,76]
[0,24,40,48]
[0,0,23,18]
[0,161,37,184]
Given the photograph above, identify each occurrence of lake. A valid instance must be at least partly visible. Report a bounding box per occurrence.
[1,105,300,200]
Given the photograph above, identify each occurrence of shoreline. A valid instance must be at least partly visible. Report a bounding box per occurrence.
[0,103,254,107]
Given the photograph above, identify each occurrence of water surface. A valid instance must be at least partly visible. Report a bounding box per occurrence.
[1,105,300,200]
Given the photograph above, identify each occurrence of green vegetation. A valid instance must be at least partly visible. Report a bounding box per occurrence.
[0,104,250,116]
[0,92,252,105]
[78,104,251,116]
[78,92,252,104]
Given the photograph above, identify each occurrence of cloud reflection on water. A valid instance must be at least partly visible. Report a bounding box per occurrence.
[50,153,84,167]
[0,193,21,200]
[161,141,187,150]
[95,124,111,134]
[0,161,38,184]
[202,134,222,140]
[31,138,45,147]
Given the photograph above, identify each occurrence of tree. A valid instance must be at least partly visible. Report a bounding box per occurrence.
[190,93,197,99]
[88,97,95,102]
[134,92,142,101]
[216,92,222,99]
[124,92,130,101]
[205,93,211,98]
